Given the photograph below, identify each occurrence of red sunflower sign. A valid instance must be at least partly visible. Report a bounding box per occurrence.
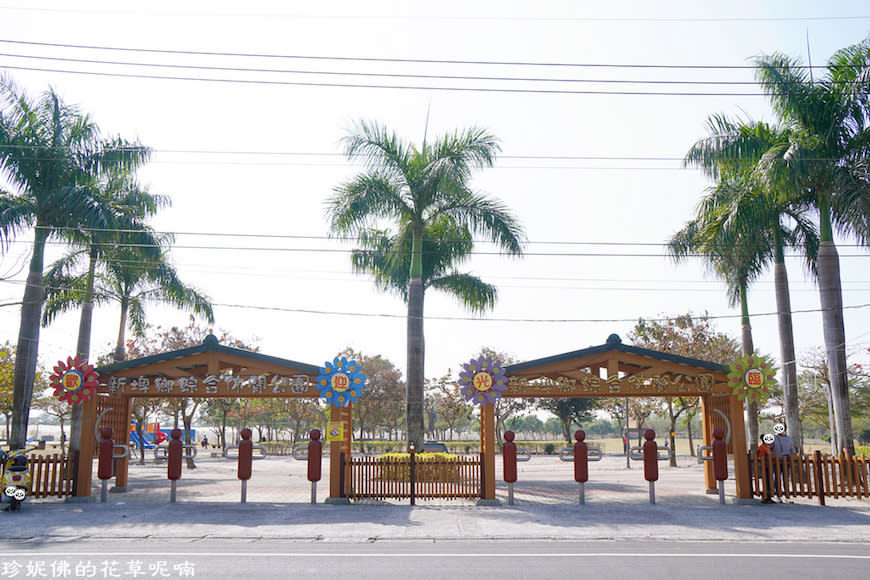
[50,357,99,405]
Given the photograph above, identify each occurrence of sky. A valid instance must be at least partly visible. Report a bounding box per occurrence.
[1,1,869,385]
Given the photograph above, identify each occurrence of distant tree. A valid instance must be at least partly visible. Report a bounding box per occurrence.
[426,371,473,441]
[536,398,598,446]
[340,348,403,451]
[629,313,741,464]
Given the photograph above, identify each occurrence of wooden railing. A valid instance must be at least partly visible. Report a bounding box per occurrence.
[749,450,869,505]
[26,454,74,499]
[344,453,482,503]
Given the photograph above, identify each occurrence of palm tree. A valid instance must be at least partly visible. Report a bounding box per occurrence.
[348,216,499,313]
[0,75,149,448]
[42,173,169,359]
[682,115,820,451]
[753,39,870,454]
[669,179,769,448]
[327,120,525,450]
[83,240,214,362]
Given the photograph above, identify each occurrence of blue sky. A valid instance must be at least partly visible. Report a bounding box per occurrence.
[1,1,869,382]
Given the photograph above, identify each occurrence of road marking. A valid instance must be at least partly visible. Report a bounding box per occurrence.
[1,552,869,560]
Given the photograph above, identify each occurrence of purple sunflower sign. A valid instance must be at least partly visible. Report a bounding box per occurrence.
[458,356,507,406]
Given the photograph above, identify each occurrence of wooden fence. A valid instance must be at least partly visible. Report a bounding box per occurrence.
[749,450,869,505]
[342,453,482,504]
[23,454,74,499]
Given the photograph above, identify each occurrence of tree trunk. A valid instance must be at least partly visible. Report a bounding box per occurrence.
[740,281,758,453]
[687,413,695,457]
[406,276,425,452]
[773,255,801,452]
[11,227,47,449]
[70,244,100,463]
[113,296,130,362]
[817,240,853,454]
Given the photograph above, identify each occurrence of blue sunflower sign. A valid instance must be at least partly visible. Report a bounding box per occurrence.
[316,356,367,407]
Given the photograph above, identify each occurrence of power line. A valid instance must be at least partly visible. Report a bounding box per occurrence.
[208,300,870,324]
[0,51,779,86]
[0,38,851,69]
[0,64,770,96]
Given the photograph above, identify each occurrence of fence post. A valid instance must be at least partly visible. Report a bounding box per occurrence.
[503,431,517,505]
[167,428,183,503]
[339,451,346,499]
[237,428,253,504]
[97,427,114,504]
[712,428,728,505]
[307,429,322,504]
[574,430,589,505]
[813,450,826,506]
[479,451,486,500]
[643,429,658,505]
[409,443,416,506]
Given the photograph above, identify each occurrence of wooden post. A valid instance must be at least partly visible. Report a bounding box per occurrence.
[74,394,98,497]
[480,402,496,500]
[728,394,750,499]
[700,394,715,492]
[813,450,826,506]
[113,395,133,490]
[328,403,353,500]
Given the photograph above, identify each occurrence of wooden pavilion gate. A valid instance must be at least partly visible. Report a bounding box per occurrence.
[75,334,353,502]
[342,452,483,503]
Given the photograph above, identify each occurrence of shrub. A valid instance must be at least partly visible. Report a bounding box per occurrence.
[544,443,556,455]
[376,452,467,483]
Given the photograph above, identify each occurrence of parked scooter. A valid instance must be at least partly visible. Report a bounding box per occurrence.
[1,449,30,511]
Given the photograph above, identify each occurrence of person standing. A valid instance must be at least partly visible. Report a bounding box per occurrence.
[771,423,795,502]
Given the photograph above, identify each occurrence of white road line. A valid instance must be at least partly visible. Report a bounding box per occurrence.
[1,552,869,559]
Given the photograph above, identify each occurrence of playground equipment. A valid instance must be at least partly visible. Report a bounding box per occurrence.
[559,445,603,462]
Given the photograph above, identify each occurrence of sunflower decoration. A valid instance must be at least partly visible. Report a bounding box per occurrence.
[50,356,100,405]
[727,352,777,403]
[458,356,507,406]
[315,356,367,407]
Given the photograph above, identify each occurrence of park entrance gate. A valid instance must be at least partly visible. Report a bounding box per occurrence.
[484,334,750,500]
[75,335,353,501]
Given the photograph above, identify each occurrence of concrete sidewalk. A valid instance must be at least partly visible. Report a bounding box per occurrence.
[8,454,870,544]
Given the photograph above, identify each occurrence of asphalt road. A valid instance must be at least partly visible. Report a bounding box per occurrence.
[2,539,868,579]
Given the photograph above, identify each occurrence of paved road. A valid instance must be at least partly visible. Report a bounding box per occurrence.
[2,539,868,579]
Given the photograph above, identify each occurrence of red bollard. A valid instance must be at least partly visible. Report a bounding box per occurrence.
[643,429,658,504]
[503,431,517,483]
[307,429,322,504]
[237,428,253,503]
[167,428,183,503]
[573,430,589,483]
[98,427,114,481]
[98,427,114,503]
[238,428,253,480]
[574,430,589,505]
[503,431,517,506]
[712,427,728,504]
